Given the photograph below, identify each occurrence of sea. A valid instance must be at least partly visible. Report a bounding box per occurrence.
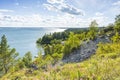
[0,27,66,57]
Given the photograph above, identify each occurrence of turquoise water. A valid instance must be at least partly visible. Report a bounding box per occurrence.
[0,27,65,57]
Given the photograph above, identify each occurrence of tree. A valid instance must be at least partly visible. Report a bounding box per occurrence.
[52,53,62,64]
[114,14,120,32]
[0,35,19,74]
[34,52,43,67]
[102,23,114,33]
[111,32,120,43]
[22,51,32,67]
[44,45,53,55]
[89,20,98,28]
[44,54,54,66]
[63,32,80,57]
[88,20,98,40]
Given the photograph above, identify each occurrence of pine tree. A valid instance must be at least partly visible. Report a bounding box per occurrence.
[0,35,18,74]
[88,20,98,40]
[63,32,80,57]
[114,14,120,32]
[22,51,32,67]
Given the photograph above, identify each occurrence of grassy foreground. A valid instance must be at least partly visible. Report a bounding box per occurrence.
[1,42,120,80]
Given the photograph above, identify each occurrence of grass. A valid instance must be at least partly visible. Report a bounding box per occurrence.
[1,42,120,80]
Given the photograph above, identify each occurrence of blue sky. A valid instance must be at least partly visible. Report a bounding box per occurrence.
[0,0,120,27]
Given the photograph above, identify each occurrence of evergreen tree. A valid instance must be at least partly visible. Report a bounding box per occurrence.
[0,35,18,74]
[52,53,62,64]
[63,32,80,56]
[88,20,98,40]
[22,51,32,67]
[114,14,120,32]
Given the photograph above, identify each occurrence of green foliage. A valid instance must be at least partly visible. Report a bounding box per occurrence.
[52,53,63,64]
[96,42,120,59]
[34,52,45,68]
[41,34,53,44]
[8,58,25,73]
[44,42,63,55]
[111,32,120,42]
[65,28,88,34]
[89,20,98,28]
[0,35,19,74]
[36,38,41,43]
[35,53,54,69]
[36,32,69,45]
[77,32,87,40]
[22,52,32,68]
[52,44,63,54]
[114,14,120,32]
[44,45,53,55]
[44,54,54,66]
[98,28,105,36]
[87,20,98,40]
[52,32,69,40]
[98,24,114,36]
[16,58,25,70]
[63,32,80,56]
[50,39,61,44]
[105,23,114,31]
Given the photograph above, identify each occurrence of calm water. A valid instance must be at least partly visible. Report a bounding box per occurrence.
[0,27,65,57]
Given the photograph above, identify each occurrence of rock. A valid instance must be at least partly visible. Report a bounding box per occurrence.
[62,36,111,63]
[31,64,38,70]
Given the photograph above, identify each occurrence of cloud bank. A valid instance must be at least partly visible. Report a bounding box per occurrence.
[44,0,84,15]
[0,0,119,27]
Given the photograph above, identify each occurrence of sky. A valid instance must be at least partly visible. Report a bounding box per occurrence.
[0,0,120,27]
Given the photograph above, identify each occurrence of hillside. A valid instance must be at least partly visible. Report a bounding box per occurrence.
[1,41,120,80]
[0,14,120,80]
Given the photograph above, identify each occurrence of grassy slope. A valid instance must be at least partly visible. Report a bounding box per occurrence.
[1,42,120,80]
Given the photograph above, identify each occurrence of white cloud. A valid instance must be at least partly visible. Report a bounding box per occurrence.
[43,4,58,11]
[111,1,120,15]
[0,9,14,13]
[44,0,84,15]
[95,12,104,16]
[113,1,120,6]
[107,1,120,16]
[0,0,116,27]
[47,0,64,4]
[0,11,109,27]
[59,4,85,15]
[0,14,44,27]
[22,6,28,9]
[0,4,108,27]
[88,16,108,27]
